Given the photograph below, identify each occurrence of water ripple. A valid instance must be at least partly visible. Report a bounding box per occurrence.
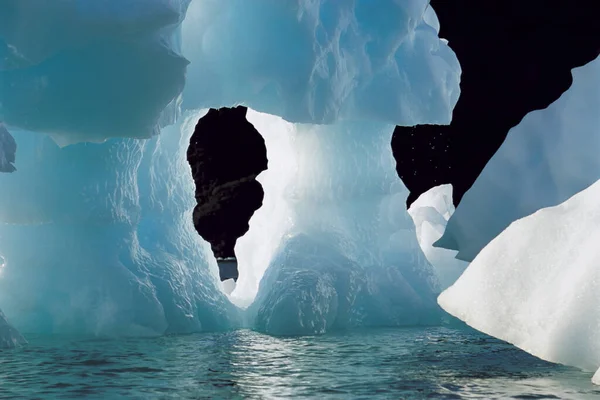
[0,327,597,399]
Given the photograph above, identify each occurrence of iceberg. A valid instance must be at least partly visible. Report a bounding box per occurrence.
[439,178,600,383]
[407,184,467,291]
[0,1,460,336]
[436,54,600,261]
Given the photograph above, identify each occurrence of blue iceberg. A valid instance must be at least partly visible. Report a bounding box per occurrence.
[0,0,461,341]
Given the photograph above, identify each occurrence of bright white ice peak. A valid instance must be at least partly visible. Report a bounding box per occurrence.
[439,179,600,383]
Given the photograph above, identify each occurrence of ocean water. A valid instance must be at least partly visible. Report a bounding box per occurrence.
[0,326,597,399]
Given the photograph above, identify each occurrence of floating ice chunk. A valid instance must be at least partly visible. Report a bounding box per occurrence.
[436,54,600,261]
[439,179,600,383]
[407,185,467,290]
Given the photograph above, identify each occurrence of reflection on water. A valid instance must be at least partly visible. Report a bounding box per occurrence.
[0,327,597,399]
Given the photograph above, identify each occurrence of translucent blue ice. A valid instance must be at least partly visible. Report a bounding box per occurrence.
[0,1,461,338]
[235,111,442,335]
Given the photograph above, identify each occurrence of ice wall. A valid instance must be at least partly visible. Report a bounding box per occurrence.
[439,179,600,383]
[0,1,461,336]
[234,110,442,335]
[436,55,600,261]
[0,112,239,335]
[407,185,467,291]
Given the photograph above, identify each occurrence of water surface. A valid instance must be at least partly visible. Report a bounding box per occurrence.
[0,327,597,399]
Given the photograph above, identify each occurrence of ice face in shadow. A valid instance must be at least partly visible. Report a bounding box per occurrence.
[407,185,467,291]
[0,111,239,335]
[0,1,461,336]
[436,54,600,262]
[439,179,600,383]
[235,111,442,335]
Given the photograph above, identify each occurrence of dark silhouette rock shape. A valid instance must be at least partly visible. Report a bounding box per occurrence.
[393,0,600,207]
[0,123,16,173]
[187,107,268,273]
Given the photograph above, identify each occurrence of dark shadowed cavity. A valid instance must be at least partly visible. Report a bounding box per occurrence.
[393,0,600,207]
[187,106,267,280]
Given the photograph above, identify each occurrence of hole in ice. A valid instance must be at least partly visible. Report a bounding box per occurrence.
[186,106,268,294]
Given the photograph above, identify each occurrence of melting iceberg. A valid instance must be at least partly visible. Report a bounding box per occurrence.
[0,0,461,338]
[436,54,600,262]
[439,178,600,382]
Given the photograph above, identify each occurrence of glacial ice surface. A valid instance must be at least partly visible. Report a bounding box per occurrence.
[436,54,600,261]
[407,185,467,291]
[0,112,239,335]
[439,179,600,382]
[0,1,461,336]
[235,110,442,334]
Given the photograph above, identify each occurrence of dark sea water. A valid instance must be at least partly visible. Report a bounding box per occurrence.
[0,327,597,399]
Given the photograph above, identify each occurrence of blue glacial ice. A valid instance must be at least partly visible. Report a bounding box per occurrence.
[439,179,600,384]
[0,0,461,339]
[436,54,600,262]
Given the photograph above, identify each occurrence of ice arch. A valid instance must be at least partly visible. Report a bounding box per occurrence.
[0,1,461,337]
[234,111,442,334]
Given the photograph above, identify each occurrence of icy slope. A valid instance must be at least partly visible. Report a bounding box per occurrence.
[439,179,600,382]
[436,54,600,261]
